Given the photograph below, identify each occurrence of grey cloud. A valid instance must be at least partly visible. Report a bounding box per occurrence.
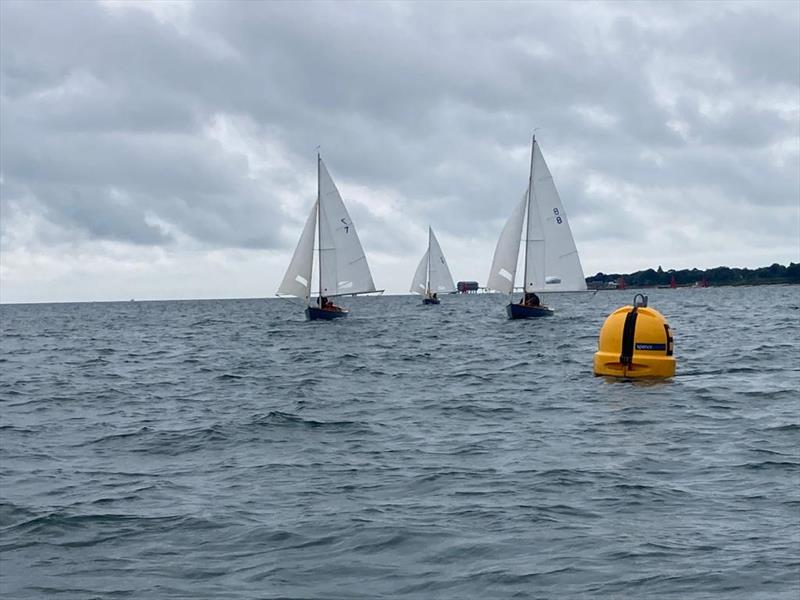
[45,187,171,246]
[1,0,797,267]
[0,3,285,249]
[689,5,800,88]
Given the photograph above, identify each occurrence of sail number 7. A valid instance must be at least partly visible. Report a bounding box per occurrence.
[340,218,350,233]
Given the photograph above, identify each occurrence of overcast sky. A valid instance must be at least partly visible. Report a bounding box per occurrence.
[1,0,798,303]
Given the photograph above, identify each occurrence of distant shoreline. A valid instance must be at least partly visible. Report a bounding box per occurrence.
[2,263,799,305]
[587,281,799,291]
[586,262,799,290]
[2,281,800,306]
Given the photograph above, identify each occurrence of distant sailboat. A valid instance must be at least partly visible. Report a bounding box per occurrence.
[277,154,378,320]
[410,227,456,304]
[487,135,586,318]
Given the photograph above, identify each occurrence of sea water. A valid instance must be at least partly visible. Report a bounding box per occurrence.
[1,285,799,598]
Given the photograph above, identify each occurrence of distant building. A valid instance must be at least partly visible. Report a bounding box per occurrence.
[457,281,479,293]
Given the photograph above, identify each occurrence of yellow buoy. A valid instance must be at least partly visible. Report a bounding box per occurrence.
[593,294,675,378]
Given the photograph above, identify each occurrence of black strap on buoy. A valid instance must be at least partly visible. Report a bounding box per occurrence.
[664,324,674,356]
[620,307,638,366]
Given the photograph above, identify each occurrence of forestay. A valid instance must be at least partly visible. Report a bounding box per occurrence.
[276,200,317,299]
[318,159,377,296]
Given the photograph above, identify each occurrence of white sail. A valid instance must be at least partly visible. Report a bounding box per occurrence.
[486,191,527,294]
[410,249,429,294]
[317,158,377,296]
[276,199,317,299]
[529,140,587,291]
[524,174,545,293]
[427,228,455,293]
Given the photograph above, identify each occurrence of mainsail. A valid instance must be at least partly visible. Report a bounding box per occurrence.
[317,158,377,297]
[427,228,455,293]
[529,140,586,292]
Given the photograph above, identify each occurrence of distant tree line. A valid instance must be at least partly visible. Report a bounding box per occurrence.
[586,263,800,288]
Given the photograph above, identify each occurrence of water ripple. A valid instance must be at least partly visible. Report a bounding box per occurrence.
[1,287,799,598]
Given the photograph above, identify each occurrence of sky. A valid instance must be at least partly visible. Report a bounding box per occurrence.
[1,0,798,303]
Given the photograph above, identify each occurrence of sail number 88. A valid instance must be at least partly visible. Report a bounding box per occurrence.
[553,208,563,224]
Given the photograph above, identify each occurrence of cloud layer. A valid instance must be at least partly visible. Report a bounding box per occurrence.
[1,0,798,302]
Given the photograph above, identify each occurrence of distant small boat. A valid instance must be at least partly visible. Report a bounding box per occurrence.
[276,153,378,320]
[486,134,586,318]
[410,227,456,305]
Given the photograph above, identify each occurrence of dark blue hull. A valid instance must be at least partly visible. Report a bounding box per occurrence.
[305,306,348,321]
[422,297,440,305]
[506,303,554,319]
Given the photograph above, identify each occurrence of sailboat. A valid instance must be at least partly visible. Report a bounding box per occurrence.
[486,134,586,319]
[410,227,456,304]
[276,154,378,320]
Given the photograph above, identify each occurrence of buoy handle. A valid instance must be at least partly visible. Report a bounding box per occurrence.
[633,293,648,308]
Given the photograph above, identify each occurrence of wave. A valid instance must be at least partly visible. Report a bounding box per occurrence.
[3,290,800,598]
[251,411,372,432]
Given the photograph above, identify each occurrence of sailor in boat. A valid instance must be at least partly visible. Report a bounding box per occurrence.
[519,292,541,307]
[318,296,344,312]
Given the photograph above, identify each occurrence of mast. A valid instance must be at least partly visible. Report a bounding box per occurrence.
[317,152,321,306]
[426,226,432,295]
[522,133,536,295]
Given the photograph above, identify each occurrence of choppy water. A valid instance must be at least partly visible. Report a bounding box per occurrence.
[1,285,799,599]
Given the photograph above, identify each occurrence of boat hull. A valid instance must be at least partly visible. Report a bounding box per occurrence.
[306,306,348,321]
[422,297,440,305]
[506,303,554,319]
